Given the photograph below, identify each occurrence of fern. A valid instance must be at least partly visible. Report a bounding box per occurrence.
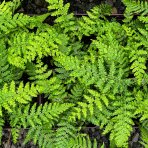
[129,47,147,85]
[0,2,49,37]
[123,23,147,85]
[140,121,148,147]
[10,102,74,128]
[54,122,77,148]
[0,118,4,145]
[123,0,148,22]
[68,135,98,148]
[135,90,148,121]
[24,126,54,148]
[11,127,20,144]
[10,103,74,147]
[103,94,135,147]
[0,81,38,116]
[0,0,147,147]
[77,4,112,37]
[0,39,22,88]
[7,26,67,69]
[26,60,67,102]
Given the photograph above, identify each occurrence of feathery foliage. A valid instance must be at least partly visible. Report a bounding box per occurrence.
[0,0,147,147]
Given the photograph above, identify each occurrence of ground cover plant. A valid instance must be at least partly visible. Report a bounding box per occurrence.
[0,0,148,147]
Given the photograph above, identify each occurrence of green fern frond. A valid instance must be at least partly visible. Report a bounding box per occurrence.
[10,102,74,128]
[0,0,20,14]
[24,125,54,148]
[139,16,148,23]
[26,61,67,102]
[88,106,112,129]
[85,89,109,111]
[8,27,66,69]
[0,39,22,87]
[46,0,69,16]
[0,81,38,116]
[0,0,49,37]
[129,47,147,85]
[26,60,52,83]
[0,13,49,37]
[0,118,4,144]
[140,122,148,147]
[68,135,98,148]
[46,0,76,34]
[11,127,20,144]
[103,95,135,147]
[23,123,97,148]
[54,122,77,148]
[69,83,86,102]
[123,0,148,22]
[78,5,111,37]
[69,90,112,122]
[11,106,75,147]
[135,90,148,121]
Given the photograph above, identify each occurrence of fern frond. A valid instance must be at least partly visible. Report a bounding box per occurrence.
[12,106,75,147]
[69,89,113,122]
[46,0,69,16]
[8,27,66,68]
[24,125,54,148]
[123,0,148,22]
[103,95,135,147]
[68,134,98,148]
[54,122,77,148]
[0,81,38,116]
[0,39,22,87]
[0,118,4,144]
[0,0,20,14]
[0,13,49,37]
[11,127,20,144]
[10,102,74,128]
[129,46,147,85]
[78,5,111,37]
[26,60,52,83]
[85,89,109,111]
[0,0,49,36]
[139,16,148,23]
[140,120,148,147]
[135,90,148,121]
[69,83,86,102]
[23,123,97,148]
[26,60,67,102]
[46,0,77,34]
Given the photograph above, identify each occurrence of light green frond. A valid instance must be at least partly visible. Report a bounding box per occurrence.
[123,0,148,22]
[0,81,38,115]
